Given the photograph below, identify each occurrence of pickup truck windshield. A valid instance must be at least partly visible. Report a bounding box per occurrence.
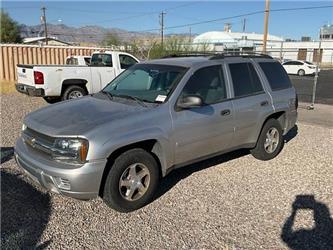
[103,64,187,103]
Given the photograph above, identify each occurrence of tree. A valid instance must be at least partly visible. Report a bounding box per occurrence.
[102,33,120,47]
[0,10,22,43]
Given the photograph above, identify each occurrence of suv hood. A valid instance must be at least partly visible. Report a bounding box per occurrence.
[24,95,148,136]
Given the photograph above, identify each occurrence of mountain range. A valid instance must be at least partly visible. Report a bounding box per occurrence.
[19,23,189,45]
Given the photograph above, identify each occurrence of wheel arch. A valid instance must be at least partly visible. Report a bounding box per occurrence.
[257,111,287,140]
[61,79,88,95]
[98,139,165,197]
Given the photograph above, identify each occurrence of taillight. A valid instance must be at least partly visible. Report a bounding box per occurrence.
[34,71,44,84]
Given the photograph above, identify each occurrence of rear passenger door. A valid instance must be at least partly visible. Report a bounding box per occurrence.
[226,60,273,147]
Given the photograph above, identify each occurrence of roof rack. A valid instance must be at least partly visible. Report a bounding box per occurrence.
[209,52,273,60]
[162,52,215,58]
[161,51,273,60]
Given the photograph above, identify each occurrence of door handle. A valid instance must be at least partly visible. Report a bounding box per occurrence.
[260,101,269,107]
[220,109,231,116]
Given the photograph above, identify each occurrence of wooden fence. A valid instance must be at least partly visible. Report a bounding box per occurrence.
[0,44,108,81]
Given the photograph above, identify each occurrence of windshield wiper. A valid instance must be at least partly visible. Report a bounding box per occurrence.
[101,90,113,101]
[114,94,147,107]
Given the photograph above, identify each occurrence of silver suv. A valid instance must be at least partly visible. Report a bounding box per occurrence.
[15,54,298,212]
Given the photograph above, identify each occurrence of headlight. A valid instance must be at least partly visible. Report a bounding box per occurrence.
[52,138,89,164]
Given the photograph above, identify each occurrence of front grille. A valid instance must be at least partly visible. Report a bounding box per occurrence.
[23,127,55,155]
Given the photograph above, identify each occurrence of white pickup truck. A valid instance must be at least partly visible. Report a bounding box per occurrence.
[16,51,139,103]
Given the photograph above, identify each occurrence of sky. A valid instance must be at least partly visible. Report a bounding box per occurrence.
[2,1,333,40]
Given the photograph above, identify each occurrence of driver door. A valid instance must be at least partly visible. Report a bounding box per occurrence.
[171,65,235,165]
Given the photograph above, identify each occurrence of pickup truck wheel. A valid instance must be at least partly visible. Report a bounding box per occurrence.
[250,119,284,161]
[103,148,160,213]
[62,85,87,101]
[43,97,61,104]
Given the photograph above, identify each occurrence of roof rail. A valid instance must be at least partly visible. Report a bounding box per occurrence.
[209,52,273,60]
[160,51,273,60]
[162,51,215,58]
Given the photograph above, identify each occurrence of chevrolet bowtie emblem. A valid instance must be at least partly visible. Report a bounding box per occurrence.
[27,137,36,148]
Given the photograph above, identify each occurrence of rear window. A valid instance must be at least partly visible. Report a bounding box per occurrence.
[91,54,113,67]
[259,62,292,90]
[229,63,263,97]
[66,57,78,65]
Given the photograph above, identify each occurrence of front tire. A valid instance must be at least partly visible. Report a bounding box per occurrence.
[62,85,87,101]
[103,148,160,213]
[251,119,284,161]
[298,69,305,76]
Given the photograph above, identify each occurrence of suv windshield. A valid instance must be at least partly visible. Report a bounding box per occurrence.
[103,64,187,103]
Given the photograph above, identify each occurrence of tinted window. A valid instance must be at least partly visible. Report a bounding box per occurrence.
[294,61,303,65]
[119,54,138,69]
[259,62,292,90]
[84,57,91,65]
[229,63,263,97]
[181,65,226,104]
[91,54,113,66]
[66,57,78,65]
[283,61,294,65]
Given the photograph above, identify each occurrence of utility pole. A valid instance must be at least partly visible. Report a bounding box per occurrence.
[242,18,246,33]
[159,11,166,48]
[309,28,322,110]
[262,0,270,53]
[189,27,192,42]
[41,6,48,45]
[279,40,284,61]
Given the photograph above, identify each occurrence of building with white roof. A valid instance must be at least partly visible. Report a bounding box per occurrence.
[192,26,333,65]
[193,30,283,50]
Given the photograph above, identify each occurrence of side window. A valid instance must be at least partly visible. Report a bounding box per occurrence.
[91,54,113,67]
[181,65,226,104]
[295,61,303,65]
[259,62,292,90]
[84,57,91,65]
[119,55,137,69]
[283,61,293,65]
[66,57,78,65]
[229,63,263,97]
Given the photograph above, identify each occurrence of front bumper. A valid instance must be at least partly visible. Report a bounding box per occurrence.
[16,83,45,97]
[15,137,107,200]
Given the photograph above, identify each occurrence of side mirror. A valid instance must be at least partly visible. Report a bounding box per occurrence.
[177,95,203,109]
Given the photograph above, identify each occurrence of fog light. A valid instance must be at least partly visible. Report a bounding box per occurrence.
[54,177,71,191]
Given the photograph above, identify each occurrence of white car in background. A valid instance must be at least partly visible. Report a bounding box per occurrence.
[282,60,320,76]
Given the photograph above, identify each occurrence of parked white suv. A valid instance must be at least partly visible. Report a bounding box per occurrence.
[282,60,319,76]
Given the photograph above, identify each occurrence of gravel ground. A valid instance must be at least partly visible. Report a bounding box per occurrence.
[1,93,333,249]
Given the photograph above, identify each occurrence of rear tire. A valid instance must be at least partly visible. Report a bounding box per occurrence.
[298,69,305,76]
[62,85,87,101]
[43,97,61,104]
[103,148,160,213]
[251,119,284,161]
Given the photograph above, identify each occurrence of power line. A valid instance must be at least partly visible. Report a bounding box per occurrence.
[162,5,333,31]
[48,4,333,38]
